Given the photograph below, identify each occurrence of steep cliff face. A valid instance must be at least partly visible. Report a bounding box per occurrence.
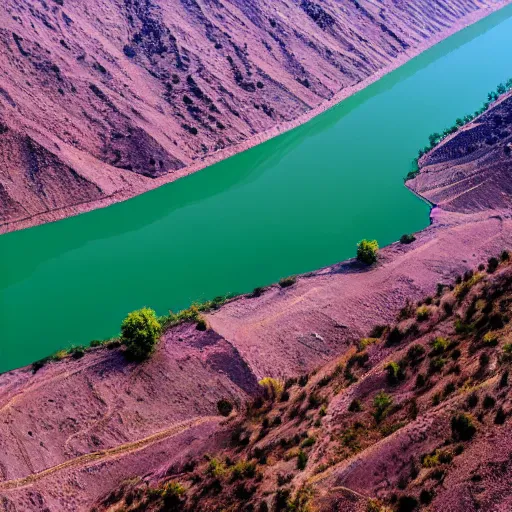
[0,0,505,229]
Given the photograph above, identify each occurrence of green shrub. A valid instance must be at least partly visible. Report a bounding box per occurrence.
[482,331,498,346]
[416,305,430,321]
[297,450,308,470]
[70,346,85,359]
[502,343,512,362]
[251,286,265,298]
[231,460,256,480]
[500,250,510,262]
[400,234,416,244]
[279,276,296,288]
[121,308,161,361]
[301,436,316,448]
[217,399,234,417]
[451,413,476,441]
[428,357,446,375]
[357,239,379,265]
[162,481,186,508]
[431,337,449,355]
[494,406,506,425]
[373,391,393,423]
[385,362,406,386]
[258,377,284,401]
[387,327,403,345]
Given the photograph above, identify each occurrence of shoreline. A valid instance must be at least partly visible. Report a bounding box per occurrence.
[1,1,510,235]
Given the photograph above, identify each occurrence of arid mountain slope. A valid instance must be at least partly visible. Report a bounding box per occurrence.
[0,0,508,230]
[96,260,512,512]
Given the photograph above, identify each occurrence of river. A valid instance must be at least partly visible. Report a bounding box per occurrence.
[1,4,512,372]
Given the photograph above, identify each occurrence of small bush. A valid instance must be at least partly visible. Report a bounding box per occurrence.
[416,305,429,321]
[258,377,284,401]
[162,481,186,508]
[482,394,495,409]
[297,450,308,470]
[251,286,265,298]
[419,489,434,505]
[415,373,426,388]
[279,276,296,288]
[407,344,425,365]
[301,436,316,448]
[373,391,393,423]
[451,413,476,441]
[400,234,416,244]
[494,406,506,425]
[387,327,403,345]
[357,239,379,265]
[500,250,510,262]
[487,257,499,273]
[196,316,208,331]
[385,361,406,386]
[467,392,479,408]
[428,357,446,374]
[348,399,362,412]
[120,308,161,361]
[217,399,234,417]
[396,495,418,512]
[369,325,387,338]
[231,460,256,480]
[431,337,449,355]
[207,457,226,478]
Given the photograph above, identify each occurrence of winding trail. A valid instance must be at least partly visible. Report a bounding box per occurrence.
[0,416,220,491]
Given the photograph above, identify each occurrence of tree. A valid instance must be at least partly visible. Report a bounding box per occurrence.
[357,239,379,265]
[121,307,161,361]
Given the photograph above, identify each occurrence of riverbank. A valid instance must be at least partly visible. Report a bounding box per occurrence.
[1,0,510,234]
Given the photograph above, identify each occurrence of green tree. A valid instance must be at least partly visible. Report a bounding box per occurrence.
[121,307,161,361]
[357,239,379,265]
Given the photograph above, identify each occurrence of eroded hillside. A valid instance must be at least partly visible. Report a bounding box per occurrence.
[96,256,512,512]
[0,0,507,230]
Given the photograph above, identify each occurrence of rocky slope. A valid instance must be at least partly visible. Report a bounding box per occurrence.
[0,0,508,231]
[96,258,512,512]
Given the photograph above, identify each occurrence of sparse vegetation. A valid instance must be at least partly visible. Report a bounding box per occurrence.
[407,78,512,180]
[217,399,234,417]
[451,413,476,441]
[400,234,416,244]
[279,276,297,288]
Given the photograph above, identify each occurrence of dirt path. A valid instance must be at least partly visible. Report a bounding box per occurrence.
[0,416,220,491]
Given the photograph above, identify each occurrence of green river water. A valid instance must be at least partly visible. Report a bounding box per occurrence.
[2,4,512,372]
